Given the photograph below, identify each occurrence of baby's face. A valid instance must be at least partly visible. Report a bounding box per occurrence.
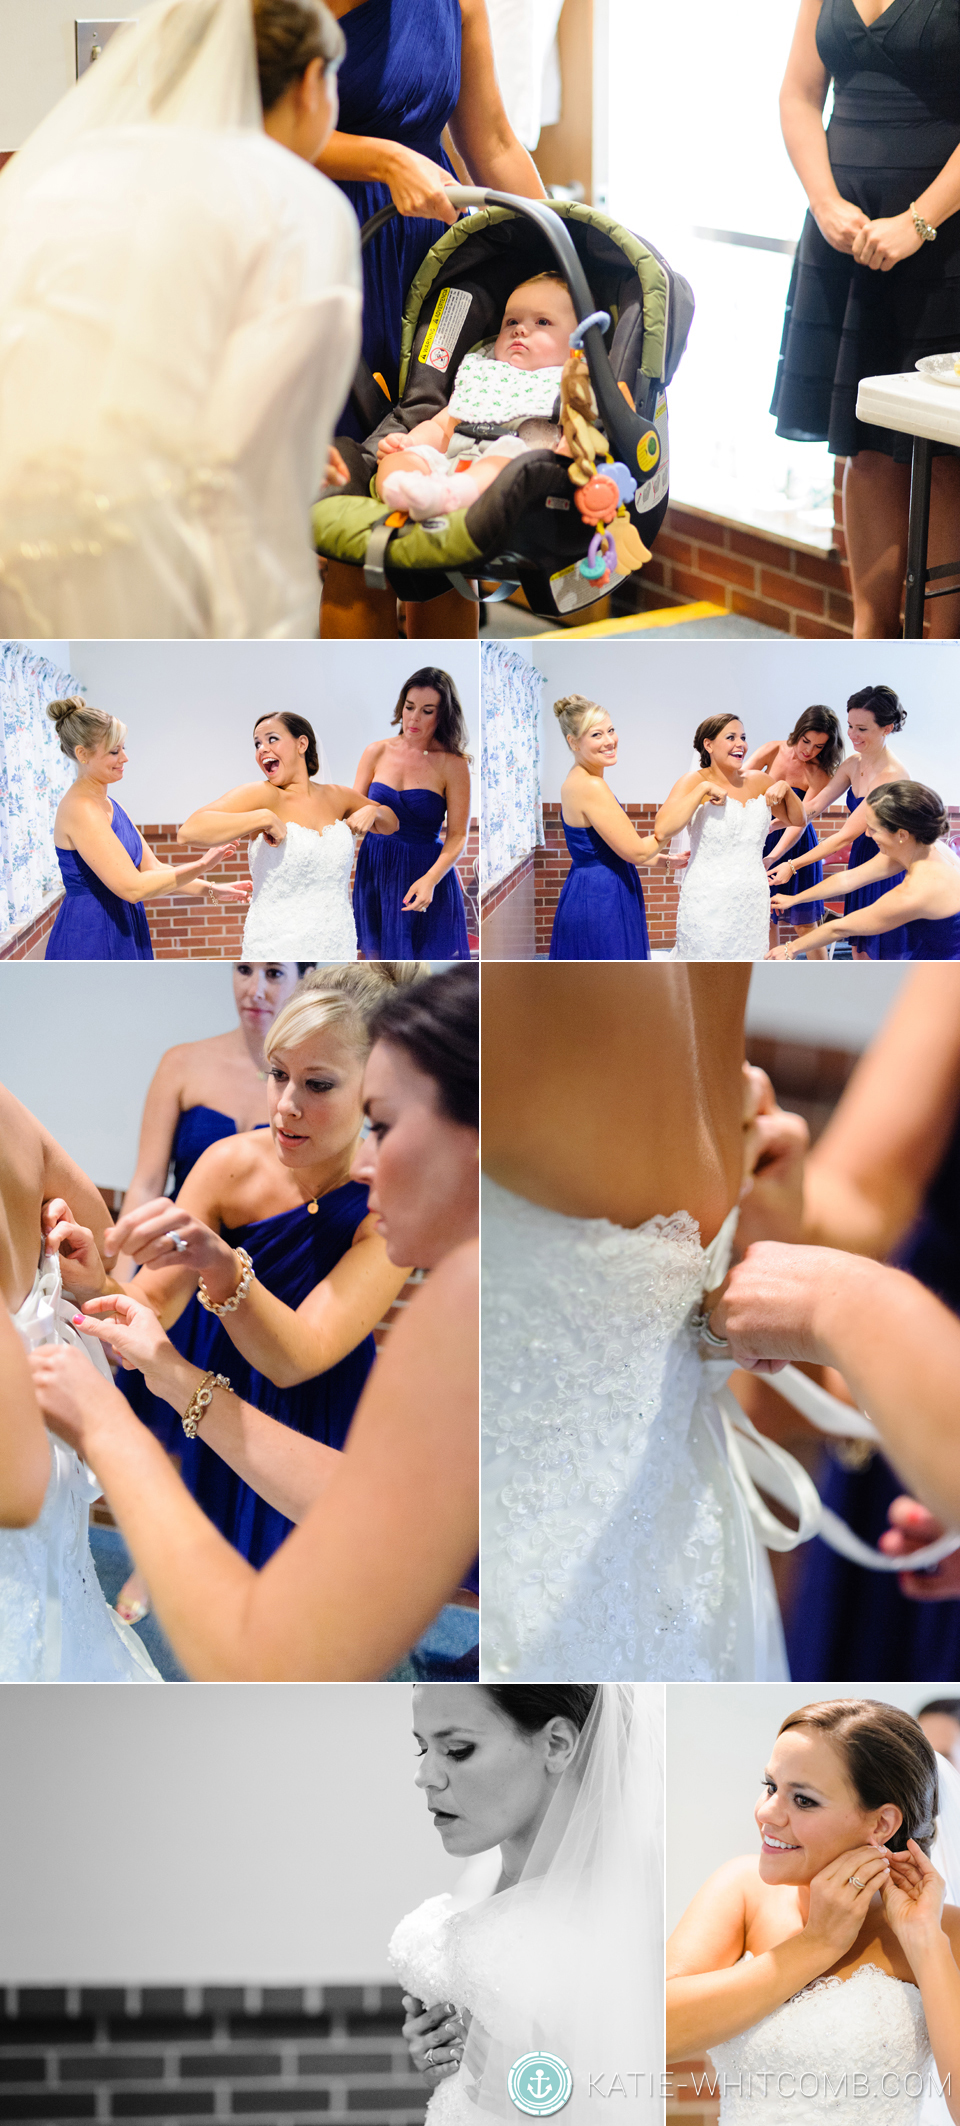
[493,280,576,369]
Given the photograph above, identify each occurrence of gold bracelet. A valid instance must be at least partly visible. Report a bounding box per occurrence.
[910,201,937,242]
[197,1245,255,1316]
[182,1371,233,1439]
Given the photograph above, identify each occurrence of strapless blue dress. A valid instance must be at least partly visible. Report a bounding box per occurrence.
[169,1107,269,1199]
[763,789,825,926]
[787,1113,960,1682]
[118,1182,375,1569]
[904,908,960,959]
[841,788,908,958]
[46,802,153,960]
[353,780,470,959]
[549,819,650,960]
[334,0,461,438]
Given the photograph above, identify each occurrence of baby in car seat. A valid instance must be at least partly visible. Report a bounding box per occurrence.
[376,272,576,521]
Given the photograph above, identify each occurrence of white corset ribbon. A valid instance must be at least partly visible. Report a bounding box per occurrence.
[692,1209,960,1577]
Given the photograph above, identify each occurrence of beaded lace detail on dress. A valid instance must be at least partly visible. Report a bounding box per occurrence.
[709,1964,933,2123]
[388,1885,519,2126]
[242,818,358,959]
[480,1177,782,1681]
[675,794,772,962]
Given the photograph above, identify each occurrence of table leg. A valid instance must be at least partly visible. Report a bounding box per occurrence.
[903,434,932,638]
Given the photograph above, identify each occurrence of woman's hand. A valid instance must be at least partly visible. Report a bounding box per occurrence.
[881,1840,948,1956]
[804,1843,891,1959]
[28,1343,131,1460]
[258,817,287,848]
[812,194,869,253]
[324,444,351,488]
[41,1198,108,1303]
[401,1995,466,2081]
[347,804,385,840]
[708,1240,850,1371]
[765,779,792,809]
[698,780,728,808]
[72,1293,176,1380]
[205,878,253,904]
[104,1198,229,1281]
[738,1065,809,1251]
[180,840,243,880]
[765,940,796,959]
[880,1496,960,1600]
[383,146,459,223]
[852,211,924,272]
[402,875,436,914]
[767,863,796,888]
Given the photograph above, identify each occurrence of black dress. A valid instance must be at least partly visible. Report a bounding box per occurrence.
[772,0,960,460]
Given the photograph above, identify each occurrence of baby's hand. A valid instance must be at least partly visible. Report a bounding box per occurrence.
[377,431,410,462]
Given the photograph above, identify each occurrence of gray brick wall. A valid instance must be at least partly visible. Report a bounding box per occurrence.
[0,1986,428,2125]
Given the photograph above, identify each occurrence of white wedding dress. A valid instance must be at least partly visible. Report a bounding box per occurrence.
[388,1853,501,2126]
[481,1176,788,1682]
[2,1255,160,1681]
[675,795,772,961]
[709,1965,934,2124]
[242,819,358,960]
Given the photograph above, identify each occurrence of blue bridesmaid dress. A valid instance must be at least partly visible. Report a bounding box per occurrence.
[168,1107,261,1199]
[118,1181,375,1568]
[549,819,650,960]
[334,0,462,439]
[353,781,469,958]
[46,802,153,960]
[764,789,825,926]
[786,1117,960,1682]
[903,910,960,960]
[841,789,908,958]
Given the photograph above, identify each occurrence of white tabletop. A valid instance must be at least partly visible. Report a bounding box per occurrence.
[857,369,960,445]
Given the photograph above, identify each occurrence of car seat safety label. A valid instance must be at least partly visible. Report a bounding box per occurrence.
[418,287,474,373]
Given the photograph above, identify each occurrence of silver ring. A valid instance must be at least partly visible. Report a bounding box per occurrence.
[848,1874,866,1890]
[691,1311,729,1350]
[165,1231,188,1254]
[424,2048,437,2070]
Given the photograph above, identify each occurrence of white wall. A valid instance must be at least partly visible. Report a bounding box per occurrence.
[0,962,237,1191]
[746,961,910,1049]
[0,1683,462,1983]
[68,641,480,822]
[666,1682,939,1936]
[517,640,960,803]
[0,4,139,146]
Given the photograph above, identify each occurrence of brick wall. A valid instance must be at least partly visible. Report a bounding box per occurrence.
[533,802,960,955]
[479,853,536,959]
[0,1984,427,2125]
[634,468,854,638]
[0,826,479,963]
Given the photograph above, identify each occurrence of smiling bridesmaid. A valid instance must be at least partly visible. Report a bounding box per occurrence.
[352,666,472,959]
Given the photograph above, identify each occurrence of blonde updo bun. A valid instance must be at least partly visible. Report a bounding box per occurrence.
[264,962,427,1068]
[47,696,126,763]
[553,694,607,744]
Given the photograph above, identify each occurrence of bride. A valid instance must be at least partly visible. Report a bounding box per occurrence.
[667,1698,960,2122]
[0,0,360,639]
[656,716,806,962]
[0,1082,158,1680]
[179,710,398,958]
[390,1683,663,2124]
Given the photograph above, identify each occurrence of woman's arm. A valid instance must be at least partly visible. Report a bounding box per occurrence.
[667,1855,867,2059]
[178,784,279,845]
[743,741,781,775]
[0,1303,50,1527]
[802,759,855,822]
[32,1245,479,1679]
[338,785,399,836]
[67,808,236,902]
[853,138,960,272]
[772,847,901,909]
[580,778,662,864]
[352,743,384,800]
[315,133,460,224]
[447,0,545,197]
[655,775,724,841]
[779,0,869,252]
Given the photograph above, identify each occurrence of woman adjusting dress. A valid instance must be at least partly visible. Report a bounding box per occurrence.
[353,667,471,959]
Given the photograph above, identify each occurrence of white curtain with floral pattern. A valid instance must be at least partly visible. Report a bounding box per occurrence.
[0,641,79,935]
[480,643,544,890]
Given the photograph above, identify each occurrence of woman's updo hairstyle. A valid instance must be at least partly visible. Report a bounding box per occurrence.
[868,781,950,845]
[778,1699,939,1855]
[694,713,742,767]
[264,963,424,1070]
[553,695,607,745]
[847,684,907,732]
[391,667,472,760]
[253,709,319,777]
[47,696,126,762]
[787,704,844,777]
[367,965,478,1132]
[485,1685,599,1734]
[252,0,345,114]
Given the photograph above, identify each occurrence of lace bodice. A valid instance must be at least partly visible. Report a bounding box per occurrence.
[709,1965,934,2123]
[387,1870,504,2126]
[675,794,772,962]
[242,818,358,959]
[1,1258,159,1681]
[480,1177,785,1681]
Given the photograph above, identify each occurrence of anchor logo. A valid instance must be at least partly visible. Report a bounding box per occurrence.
[508,2052,574,2115]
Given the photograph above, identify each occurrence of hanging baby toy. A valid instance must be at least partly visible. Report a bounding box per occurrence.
[560,342,652,583]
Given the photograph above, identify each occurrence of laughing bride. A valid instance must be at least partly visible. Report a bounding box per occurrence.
[667,1698,960,2123]
[180,709,398,959]
[657,715,806,963]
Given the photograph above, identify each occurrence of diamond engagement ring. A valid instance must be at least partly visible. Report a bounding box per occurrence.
[165,1231,188,1253]
[848,1874,866,1889]
[424,2049,438,2070]
[691,1310,729,1350]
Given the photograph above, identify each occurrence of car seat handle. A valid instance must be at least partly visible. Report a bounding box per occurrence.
[569,311,612,348]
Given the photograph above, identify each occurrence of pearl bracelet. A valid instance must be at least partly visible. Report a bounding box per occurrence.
[182,1371,233,1440]
[197,1245,255,1316]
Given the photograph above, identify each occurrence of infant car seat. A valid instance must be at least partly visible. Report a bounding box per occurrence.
[313,187,694,621]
